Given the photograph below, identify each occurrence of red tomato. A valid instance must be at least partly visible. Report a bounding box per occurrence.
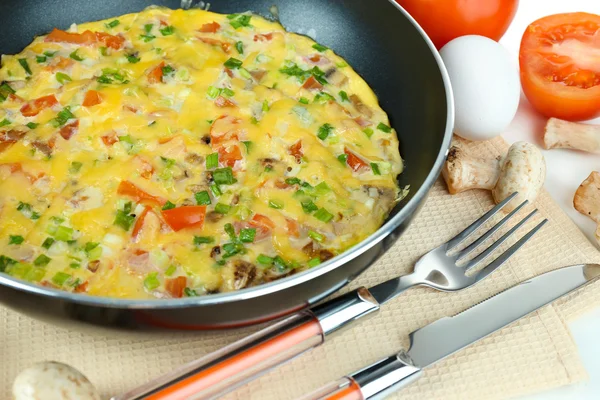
[45,28,124,49]
[344,148,369,172]
[396,0,519,49]
[59,120,79,140]
[132,206,152,239]
[165,276,187,298]
[199,22,220,33]
[147,62,165,84]
[249,214,275,236]
[288,140,303,163]
[214,96,236,108]
[117,181,166,207]
[519,13,600,121]
[20,95,58,117]
[210,115,240,147]
[161,206,207,232]
[218,145,242,168]
[82,90,102,107]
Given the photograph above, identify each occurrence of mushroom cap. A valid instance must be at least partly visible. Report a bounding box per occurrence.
[13,361,100,400]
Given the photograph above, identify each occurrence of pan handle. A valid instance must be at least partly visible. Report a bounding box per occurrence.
[112,288,380,400]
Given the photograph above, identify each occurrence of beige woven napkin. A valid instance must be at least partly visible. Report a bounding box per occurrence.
[1,136,600,400]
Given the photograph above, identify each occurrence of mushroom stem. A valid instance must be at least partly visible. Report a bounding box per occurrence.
[442,146,503,194]
[543,117,600,153]
[574,171,600,245]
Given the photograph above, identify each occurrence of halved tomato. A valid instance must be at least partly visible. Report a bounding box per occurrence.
[519,13,600,121]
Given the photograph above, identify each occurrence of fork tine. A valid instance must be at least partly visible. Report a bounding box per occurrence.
[446,192,518,251]
[464,209,539,271]
[456,199,529,262]
[474,219,548,283]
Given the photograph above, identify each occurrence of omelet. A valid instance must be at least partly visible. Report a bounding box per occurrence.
[0,7,402,299]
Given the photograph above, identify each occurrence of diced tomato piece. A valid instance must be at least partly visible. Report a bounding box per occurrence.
[132,206,152,239]
[123,105,139,113]
[302,76,323,90]
[214,96,236,108]
[254,33,273,42]
[344,148,369,172]
[199,21,220,33]
[250,214,275,231]
[117,180,166,207]
[148,61,166,84]
[309,54,322,63]
[289,140,303,163]
[210,115,240,147]
[46,56,74,72]
[0,162,22,173]
[82,90,102,107]
[161,206,207,232]
[101,132,118,146]
[218,145,242,168]
[197,37,231,52]
[45,28,124,49]
[20,95,59,117]
[286,218,300,238]
[74,281,89,293]
[134,156,155,179]
[165,276,187,298]
[7,93,24,103]
[59,120,79,140]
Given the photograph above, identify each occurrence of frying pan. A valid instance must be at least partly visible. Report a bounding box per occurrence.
[0,0,453,329]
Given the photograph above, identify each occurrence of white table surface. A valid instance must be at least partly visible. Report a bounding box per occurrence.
[496,1,600,398]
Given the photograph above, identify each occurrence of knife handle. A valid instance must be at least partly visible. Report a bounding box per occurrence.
[300,352,422,400]
[113,288,380,400]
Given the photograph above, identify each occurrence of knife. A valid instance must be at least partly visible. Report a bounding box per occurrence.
[300,263,600,400]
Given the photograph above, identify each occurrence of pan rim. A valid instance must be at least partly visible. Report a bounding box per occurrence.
[0,0,454,310]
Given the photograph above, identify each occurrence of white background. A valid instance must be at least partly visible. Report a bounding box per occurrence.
[496,1,600,398]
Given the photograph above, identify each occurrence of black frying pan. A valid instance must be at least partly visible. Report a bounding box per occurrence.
[0,0,453,329]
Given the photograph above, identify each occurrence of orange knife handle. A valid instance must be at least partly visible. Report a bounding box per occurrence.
[301,378,365,400]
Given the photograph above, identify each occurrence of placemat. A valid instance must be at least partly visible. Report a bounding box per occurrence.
[2,136,600,400]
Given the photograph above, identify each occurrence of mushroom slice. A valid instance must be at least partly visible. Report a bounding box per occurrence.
[574,171,600,245]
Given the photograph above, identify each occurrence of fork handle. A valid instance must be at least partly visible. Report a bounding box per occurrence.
[300,352,422,400]
[113,288,380,400]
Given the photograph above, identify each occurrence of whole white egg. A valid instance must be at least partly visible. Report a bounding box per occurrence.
[440,35,520,141]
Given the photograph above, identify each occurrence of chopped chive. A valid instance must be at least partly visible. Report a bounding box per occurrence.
[339,90,349,102]
[26,122,39,129]
[114,210,135,231]
[228,14,252,29]
[51,271,71,286]
[257,254,274,265]
[144,23,153,33]
[162,65,174,75]
[376,122,392,133]
[312,43,328,52]
[69,49,84,61]
[239,228,256,243]
[301,199,319,214]
[298,97,309,104]
[262,100,270,112]
[206,152,218,169]
[317,123,334,140]
[210,183,222,197]
[222,242,244,257]
[273,255,288,271]
[269,199,284,209]
[313,92,335,104]
[314,182,331,195]
[184,287,198,296]
[224,223,237,241]
[222,87,235,97]
[337,154,348,164]
[55,72,72,84]
[308,230,325,242]
[99,46,109,56]
[165,265,177,276]
[143,272,160,290]
[0,119,10,127]
[308,257,321,267]
[194,236,215,245]
[370,163,381,175]
[214,203,231,214]
[140,33,155,42]
[195,190,211,206]
[36,55,47,63]
[160,156,176,168]
[224,57,243,69]
[159,25,175,36]
[69,262,81,269]
[314,207,334,222]
[235,41,244,54]
[43,50,58,58]
[285,177,301,185]
[41,237,55,249]
[18,58,32,75]
[126,53,141,63]
[212,167,236,185]
[363,128,374,138]
[0,255,17,272]
[34,254,51,266]
[241,141,252,153]
[52,106,74,126]
[206,86,221,99]
[105,19,120,28]
[9,235,24,245]
[162,200,176,210]
[69,161,83,173]
[54,225,74,241]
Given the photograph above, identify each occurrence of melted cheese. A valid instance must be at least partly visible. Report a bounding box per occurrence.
[0,7,402,299]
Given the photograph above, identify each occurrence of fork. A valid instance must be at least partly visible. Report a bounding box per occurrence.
[114,192,547,400]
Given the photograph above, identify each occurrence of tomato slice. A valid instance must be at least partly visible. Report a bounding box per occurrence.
[117,181,166,207]
[217,145,242,168]
[20,95,58,117]
[82,90,102,107]
[344,148,369,172]
[519,13,600,121]
[165,276,187,298]
[161,206,207,232]
[249,214,275,236]
[45,28,124,49]
[147,62,165,84]
[199,22,220,33]
[132,206,152,239]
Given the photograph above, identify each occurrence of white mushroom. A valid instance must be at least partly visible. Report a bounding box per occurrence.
[443,141,546,211]
[573,171,600,245]
[13,361,100,400]
[543,117,600,153]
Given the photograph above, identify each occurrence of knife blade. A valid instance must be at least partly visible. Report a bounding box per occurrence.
[303,264,600,400]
